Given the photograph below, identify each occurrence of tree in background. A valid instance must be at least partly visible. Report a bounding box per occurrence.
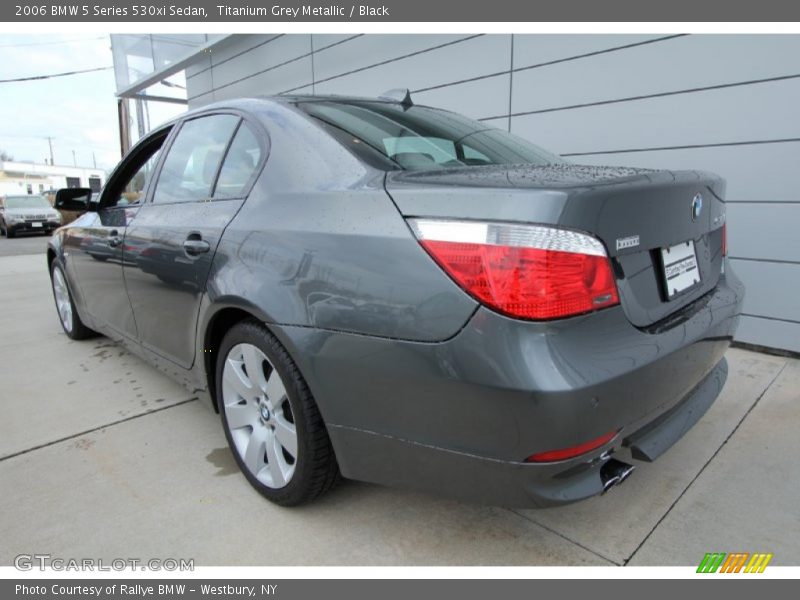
[0,149,14,161]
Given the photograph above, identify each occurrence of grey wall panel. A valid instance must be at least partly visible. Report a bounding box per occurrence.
[511,79,800,155]
[414,73,510,120]
[314,35,511,97]
[285,85,315,95]
[511,35,800,116]
[568,141,800,202]
[727,203,800,261]
[512,34,664,70]
[211,56,313,101]
[207,35,311,91]
[735,315,800,353]
[186,54,211,78]
[311,34,361,52]
[729,259,800,322]
[312,34,470,82]
[210,34,280,67]
[185,68,213,106]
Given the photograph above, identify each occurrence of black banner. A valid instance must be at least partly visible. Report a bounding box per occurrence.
[3,0,800,22]
[3,579,797,599]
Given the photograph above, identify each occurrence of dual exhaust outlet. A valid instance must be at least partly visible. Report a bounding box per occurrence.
[600,458,636,493]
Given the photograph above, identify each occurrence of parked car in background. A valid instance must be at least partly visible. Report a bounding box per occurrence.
[1,194,61,237]
[46,94,743,508]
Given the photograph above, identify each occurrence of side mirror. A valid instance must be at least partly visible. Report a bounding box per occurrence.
[54,187,95,212]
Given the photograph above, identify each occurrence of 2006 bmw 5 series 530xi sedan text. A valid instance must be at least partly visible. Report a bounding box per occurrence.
[47,92,743,507]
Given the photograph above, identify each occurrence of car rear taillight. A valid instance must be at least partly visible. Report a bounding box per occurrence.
[408,219,619,320]
[525,430,618,463]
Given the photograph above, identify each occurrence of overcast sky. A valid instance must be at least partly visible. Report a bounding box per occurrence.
[0,34,185,172]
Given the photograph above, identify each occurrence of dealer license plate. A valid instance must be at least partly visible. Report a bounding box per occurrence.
[31,222,42,228]
[661,240,701,298]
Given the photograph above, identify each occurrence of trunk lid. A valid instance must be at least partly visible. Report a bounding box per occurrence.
[386,163,726,328]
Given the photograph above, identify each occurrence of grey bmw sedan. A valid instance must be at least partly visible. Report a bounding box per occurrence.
[47,93,743,507]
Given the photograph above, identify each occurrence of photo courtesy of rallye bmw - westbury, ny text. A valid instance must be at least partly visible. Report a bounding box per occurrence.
[15,584,277,597]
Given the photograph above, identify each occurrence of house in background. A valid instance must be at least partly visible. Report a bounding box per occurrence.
[0,160,105,197]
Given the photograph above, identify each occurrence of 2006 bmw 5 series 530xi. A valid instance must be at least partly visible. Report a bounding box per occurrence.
[47,92,743,507]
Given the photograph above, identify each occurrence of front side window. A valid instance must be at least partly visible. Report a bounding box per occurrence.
[102,128,170,209]
[299,101,564,171]
[153,114,240,204]
[115,148,162,207]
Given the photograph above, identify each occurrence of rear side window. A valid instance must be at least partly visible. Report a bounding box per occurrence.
[213,123,262,199]
[153,114,240,204]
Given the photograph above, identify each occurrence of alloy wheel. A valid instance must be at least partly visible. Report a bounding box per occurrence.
[52,267,73,333]
[221,343,298,489]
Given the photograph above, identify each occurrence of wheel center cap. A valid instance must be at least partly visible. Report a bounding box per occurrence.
[259,403,271,422]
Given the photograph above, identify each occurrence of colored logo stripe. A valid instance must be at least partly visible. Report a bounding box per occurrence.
[720,553,749,573]
[745,553,773,573]
[697,552,773,573]
[697,553,726,573]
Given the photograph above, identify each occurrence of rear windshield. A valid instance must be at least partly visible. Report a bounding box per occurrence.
[298,100,564,171]
[4,196,51,209]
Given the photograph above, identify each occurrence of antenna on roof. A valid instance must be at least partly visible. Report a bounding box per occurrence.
[379,88,413,109]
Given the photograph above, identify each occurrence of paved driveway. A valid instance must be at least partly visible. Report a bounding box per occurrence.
[1,245,798,566]
[0,230,51,257]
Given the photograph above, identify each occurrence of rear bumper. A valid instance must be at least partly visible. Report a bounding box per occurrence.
[329,357,726,507]
[271,265,744,507]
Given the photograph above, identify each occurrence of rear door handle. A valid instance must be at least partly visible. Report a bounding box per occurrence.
[183,238,210,256]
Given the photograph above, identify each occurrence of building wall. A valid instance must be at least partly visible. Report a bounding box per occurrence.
[0,161,105,196]
[0,176,49,196]
[186,34,800,353]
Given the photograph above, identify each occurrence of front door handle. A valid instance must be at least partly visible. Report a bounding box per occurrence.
[183,238,210,256]
[108,230,123,247]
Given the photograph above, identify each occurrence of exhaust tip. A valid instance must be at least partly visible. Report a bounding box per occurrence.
[600,458,635,494]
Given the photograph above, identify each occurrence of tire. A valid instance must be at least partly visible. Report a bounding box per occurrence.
[50,260,96,340]
[216,320,339,506]
[6,226,15,239]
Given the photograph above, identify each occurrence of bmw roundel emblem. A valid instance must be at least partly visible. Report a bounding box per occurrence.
[691,193,703,221]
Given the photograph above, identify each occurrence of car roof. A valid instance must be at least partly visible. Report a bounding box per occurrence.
[145,93,423,147]
[168,94,406,125]
[268,94,403,105]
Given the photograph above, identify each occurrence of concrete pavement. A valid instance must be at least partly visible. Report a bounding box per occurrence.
[0,244,797,566]
[0,231,51,258]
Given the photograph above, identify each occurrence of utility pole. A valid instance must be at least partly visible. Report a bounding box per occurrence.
[46,136,54,165]
[135,97,146,139]
[92,152,97,169]
[118,99,131,157]
[72,150,76,167]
